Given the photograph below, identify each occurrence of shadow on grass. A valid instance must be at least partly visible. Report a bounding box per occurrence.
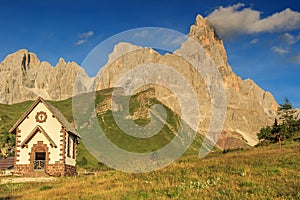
[0,196,19,200]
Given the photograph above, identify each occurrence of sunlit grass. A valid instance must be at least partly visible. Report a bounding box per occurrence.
[1,88,300,199]
[1,141,299,199]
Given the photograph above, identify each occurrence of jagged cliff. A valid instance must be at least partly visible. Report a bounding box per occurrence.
[0,49,88,104]
[95,15,278,148]
[0,14,278,148]
[192,15,278,147]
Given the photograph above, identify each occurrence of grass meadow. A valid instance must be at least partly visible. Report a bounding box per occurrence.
[1,90,300,199]
[1,140,299,199]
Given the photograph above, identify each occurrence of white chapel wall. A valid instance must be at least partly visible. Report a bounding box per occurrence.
[17,102,62,165]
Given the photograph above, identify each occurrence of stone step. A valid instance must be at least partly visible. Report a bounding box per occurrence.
[25,171,49,177]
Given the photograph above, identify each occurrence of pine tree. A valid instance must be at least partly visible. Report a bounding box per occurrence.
[277,97,297,139]
[257,98,300,145]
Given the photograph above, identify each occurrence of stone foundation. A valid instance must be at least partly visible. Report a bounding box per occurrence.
[46,163,65,176]
[14,164,31,175]
[14,163,77,176]
[65,164,77,176]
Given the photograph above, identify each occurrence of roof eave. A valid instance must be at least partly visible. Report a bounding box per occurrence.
[9,97,44,133]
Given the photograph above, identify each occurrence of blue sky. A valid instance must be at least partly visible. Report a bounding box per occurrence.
[1,0,300,107]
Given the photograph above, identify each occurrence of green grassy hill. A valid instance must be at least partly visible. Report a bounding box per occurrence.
[0,88,204,170]
[1,89,299,199]
[0,101,34,134]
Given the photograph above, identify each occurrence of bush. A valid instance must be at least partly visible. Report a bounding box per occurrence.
[79,156,88,166]
[39,185,53,191]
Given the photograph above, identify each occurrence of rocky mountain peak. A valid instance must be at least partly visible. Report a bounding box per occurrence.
[57,57,66,65]
[107,42,142,64]
[0,14,279,148]
[0,49,40,72]
[189,14,231,76]
[94,14,278,148]
[0,49,88,104]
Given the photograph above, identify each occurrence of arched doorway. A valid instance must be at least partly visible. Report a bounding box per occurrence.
[30,141,49,173]
[34,151,46,171]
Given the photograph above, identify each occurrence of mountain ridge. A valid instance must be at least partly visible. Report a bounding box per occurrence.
[0,14,278,148]
[0,49,89,104]
[92,14,278,148]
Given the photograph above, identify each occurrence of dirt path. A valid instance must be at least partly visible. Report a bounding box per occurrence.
[0,177,56,184]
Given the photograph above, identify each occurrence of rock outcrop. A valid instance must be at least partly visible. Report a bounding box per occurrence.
[0,14,278,148]
[191,15,278,147]
[94,15,278,148]
[0,49,89,104]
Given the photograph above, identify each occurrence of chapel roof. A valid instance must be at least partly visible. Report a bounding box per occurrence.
[9,97,80,138]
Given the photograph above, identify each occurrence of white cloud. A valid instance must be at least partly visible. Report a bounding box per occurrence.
[250,38,259,44]
[76,31,94,46]
[207,4,300,39]
[250,8,300,33]
[290,53,300,64]
[76,40,86,45]
[280,33,296,45]
[79,31,94,38]
[272,46,289,54]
